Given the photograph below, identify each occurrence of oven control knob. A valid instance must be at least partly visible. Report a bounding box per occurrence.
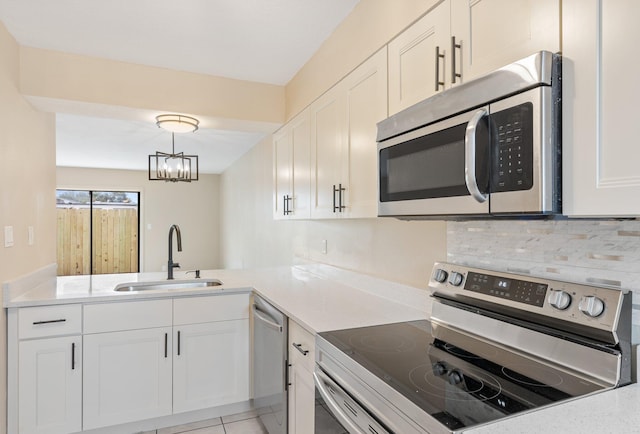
[433,269,448,283]
[448,370,463,385]
[548,289,572,310]
[432,362,447,376]
[579,296,605,318]
[448,272,464,287]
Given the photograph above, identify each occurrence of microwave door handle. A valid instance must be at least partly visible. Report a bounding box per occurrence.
[465,108,488,203]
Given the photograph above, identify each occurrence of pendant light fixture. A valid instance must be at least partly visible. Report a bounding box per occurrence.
[149,114,199,182]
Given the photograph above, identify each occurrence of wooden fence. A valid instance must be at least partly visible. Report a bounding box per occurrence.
[57,207,139,276]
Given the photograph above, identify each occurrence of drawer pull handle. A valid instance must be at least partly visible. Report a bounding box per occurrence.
[71,342,76,370]
[33,319,66,325]
[292,343,309,356]
[164,333,168,358]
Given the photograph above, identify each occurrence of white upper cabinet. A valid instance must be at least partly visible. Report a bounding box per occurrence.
[451,0,560,82]
[310,84,347,219]
[273,109,311,219]
[343,48,389,218]
[310,48,388,219]
[388,0,560,116]
[388,1,450,115]
[563,0,640,216]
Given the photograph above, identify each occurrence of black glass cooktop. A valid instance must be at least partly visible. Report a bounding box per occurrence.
[319,320,605,430]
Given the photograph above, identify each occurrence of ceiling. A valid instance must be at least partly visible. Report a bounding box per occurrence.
[0,0,360,174]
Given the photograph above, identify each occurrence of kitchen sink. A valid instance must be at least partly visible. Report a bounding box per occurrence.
[114,279,223,292]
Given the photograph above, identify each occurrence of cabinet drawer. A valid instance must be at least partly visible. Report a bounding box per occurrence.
[174,293,250,325]
[289,320,315,372]
[84,299,172,334]
[19,304,82,339]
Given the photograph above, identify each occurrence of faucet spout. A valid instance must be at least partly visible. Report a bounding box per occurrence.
[168,224,182,279]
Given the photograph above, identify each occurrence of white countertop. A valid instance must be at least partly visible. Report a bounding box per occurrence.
[4,263,638,433]
[3,263,430,334]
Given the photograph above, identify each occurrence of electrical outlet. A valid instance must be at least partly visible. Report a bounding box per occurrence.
[28,226,34,245]
[4,226,14,247]
[321,239,327,254]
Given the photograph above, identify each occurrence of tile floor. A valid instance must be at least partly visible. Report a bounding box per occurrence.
[142,410,268,434]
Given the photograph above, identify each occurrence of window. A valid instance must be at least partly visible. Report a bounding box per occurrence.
[56,190,140,276]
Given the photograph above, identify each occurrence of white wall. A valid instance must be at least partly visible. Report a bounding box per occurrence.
[57,167,221,273]
[0,22,57,434]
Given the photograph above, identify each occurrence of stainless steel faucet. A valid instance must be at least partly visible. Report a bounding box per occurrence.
[167,224,182,280]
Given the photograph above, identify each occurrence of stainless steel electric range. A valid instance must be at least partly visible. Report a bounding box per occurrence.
[314,262,632,433]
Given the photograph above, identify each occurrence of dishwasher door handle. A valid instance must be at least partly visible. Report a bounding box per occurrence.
[252,304,283,332]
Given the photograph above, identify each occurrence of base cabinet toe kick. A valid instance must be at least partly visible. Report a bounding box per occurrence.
[7,293,251,434]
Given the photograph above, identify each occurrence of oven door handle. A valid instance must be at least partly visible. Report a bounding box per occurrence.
[465,108,488,203]
[313,370,367,434]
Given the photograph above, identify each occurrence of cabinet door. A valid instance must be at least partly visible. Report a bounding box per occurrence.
[288,363,315,434]
[290,111,311,219]
[19,336,81,434]
[310,85,347,219]
[563,0,640,216]
[273,127,293,220]
[451,0,560,82]
[83,327,173,430]
[388,1,451,115]
[173,319,249,413]
[343,48,388,218]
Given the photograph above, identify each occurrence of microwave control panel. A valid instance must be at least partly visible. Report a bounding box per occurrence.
[491,102,533,192]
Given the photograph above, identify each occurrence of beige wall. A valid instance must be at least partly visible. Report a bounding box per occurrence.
[221,136,446,290]
[57,167,221,273]
[285,0,439,118]
[0,22,57,434]
[20,46,285,131]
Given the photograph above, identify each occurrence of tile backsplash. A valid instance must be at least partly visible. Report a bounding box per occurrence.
[447,218,640,329]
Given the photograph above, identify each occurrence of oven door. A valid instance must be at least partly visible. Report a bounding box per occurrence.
[314,367,390,434]
[378,106,491,217]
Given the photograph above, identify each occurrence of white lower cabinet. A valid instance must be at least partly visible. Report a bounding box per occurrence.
[173,319,250,413]
[18,336,82,434]
[288,320,316,434]
[82,327,173,430]
[11,293,251,433]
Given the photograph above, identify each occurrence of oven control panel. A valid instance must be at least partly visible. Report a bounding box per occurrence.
[429,262,628,333]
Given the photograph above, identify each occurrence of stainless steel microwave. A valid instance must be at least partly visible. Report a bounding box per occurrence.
[377,51,561,218]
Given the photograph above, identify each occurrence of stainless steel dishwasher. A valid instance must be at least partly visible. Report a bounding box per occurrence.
[252,295,288,434]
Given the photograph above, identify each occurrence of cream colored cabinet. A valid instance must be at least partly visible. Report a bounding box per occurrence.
[562,0,640,216]
[310,84,346,219]
[310,48,388,219]
[273,109,311,219]
[287,320,315,434]
[16,305,83,434]
[451,0,560,83]
[82,300,174,429]
[173,294,250,413]
[389,0,560,115]
[83,327,173,430]
[388,1,450,115]
[19,336,82,434]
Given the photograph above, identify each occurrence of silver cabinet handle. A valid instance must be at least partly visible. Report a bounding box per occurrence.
[451,36,462,84]
[292,343,309,356]
[313,370,367,434]
[435,46,445,91]
[465,108,488,203]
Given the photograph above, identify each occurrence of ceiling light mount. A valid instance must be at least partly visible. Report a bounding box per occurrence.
[155,114,199,133]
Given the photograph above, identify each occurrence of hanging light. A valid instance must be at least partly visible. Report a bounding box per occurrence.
[148,132,199,182]
[155,114,199,133]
